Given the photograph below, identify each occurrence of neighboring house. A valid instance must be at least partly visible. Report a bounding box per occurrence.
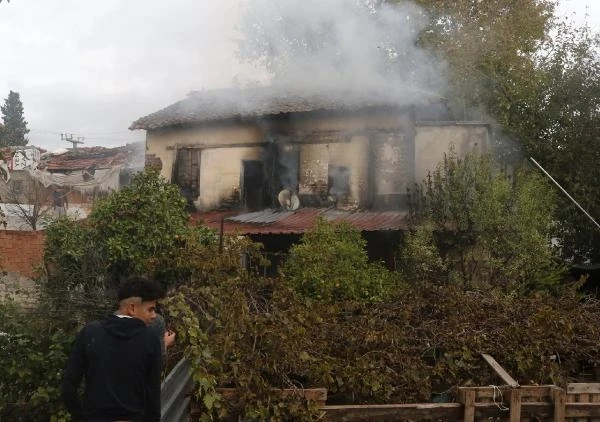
[0,143,147,230]
[0,146,48,230]
[131,87,489,267]
[0,146,42,200]
[35,142,147,206]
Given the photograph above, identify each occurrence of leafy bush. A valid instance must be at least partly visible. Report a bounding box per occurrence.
[0,299,76,421]
[44,216,106,290]
[87,167,190,285]
[406,151,565,291]
[19,156,591,422]
[281,217,396,302]
[44,168,218,290]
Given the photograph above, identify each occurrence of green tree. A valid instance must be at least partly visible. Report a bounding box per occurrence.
[398,1,600,262]
[405,151,565,291]
[281,217,395,302]
[43,167,220,304]
[408,1,600,262]
[505,24,600,263]
[87,167,189,283]
[44,167,195,289]
[410,0,555,123]
[0,90,30,146]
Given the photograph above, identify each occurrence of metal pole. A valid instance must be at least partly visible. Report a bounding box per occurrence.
[530,157,600,231]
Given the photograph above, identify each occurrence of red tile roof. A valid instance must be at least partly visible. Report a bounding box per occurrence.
[39,144,145,171]
[191,208,409,235]
[129,86,444,130]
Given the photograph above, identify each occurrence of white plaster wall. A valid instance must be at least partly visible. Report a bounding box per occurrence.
[197,146,263,210]
[328,136,370,207]
[414,124,490,184]
[298,144,329,195]
[144,113,489,212]
[145,124,265,182]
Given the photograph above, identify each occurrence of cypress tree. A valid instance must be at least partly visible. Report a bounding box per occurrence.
[0,90,29,146]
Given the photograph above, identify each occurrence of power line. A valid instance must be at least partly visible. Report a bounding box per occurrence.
[30,128,137,137]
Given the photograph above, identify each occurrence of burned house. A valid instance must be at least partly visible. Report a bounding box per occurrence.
[130,87,489,266]
[132,88,488,211]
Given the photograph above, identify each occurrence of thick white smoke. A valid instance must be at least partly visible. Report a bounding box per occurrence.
[236,0,447,102]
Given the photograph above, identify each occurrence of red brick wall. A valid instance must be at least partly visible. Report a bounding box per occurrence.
[0,230,46,278]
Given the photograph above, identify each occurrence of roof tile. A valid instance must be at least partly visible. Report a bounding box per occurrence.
[130,86,443,131]
[39,143,145,172]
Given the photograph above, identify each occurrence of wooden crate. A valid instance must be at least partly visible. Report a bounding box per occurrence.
[567,383,600,422]
[458,385,565,422]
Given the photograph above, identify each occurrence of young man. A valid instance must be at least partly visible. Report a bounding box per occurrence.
[61,276,165,422]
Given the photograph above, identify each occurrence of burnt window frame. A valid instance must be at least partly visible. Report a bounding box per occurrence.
[172,147,201,198]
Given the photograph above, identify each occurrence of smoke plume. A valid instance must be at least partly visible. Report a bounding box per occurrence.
[236,0,447,102]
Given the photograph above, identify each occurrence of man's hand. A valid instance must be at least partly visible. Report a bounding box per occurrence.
[164,330,176,349]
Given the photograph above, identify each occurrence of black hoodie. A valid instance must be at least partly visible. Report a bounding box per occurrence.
[61,315,162,422]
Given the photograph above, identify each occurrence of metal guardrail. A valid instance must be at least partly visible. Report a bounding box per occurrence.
[161,358,194,422]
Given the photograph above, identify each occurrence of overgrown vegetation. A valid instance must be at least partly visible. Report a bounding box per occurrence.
[167,261,600,421]
[86,168,190,284]
[405,151,566,292]
[412,1,600,262]
[2,157,599,421]
[43,168,212,290]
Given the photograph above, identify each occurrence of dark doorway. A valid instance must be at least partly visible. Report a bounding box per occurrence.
[241,160,265,211]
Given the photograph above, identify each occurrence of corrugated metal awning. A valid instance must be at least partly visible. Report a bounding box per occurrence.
[191,208,409,235]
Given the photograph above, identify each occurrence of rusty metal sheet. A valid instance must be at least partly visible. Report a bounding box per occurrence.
[227,209,292,224]
[192,208,409,235]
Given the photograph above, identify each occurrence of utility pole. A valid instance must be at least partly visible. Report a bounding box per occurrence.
[61,133,85,151]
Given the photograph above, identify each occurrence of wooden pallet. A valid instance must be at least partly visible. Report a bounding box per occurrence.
[567,383,600,422]
[458,385,565,422]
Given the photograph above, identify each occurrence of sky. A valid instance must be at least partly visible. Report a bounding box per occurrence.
[0,0,598,152]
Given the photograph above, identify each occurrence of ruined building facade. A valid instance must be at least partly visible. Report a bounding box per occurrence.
[131,88,489,215]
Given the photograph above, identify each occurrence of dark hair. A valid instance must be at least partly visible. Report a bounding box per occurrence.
[118,275,166,302]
